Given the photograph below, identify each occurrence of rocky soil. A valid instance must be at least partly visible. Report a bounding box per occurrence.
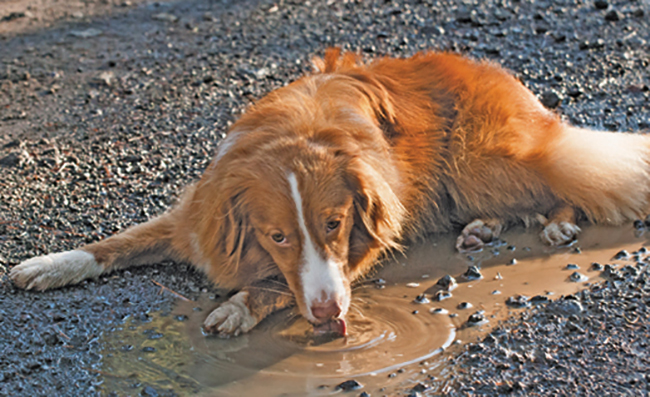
[1,0,648,396]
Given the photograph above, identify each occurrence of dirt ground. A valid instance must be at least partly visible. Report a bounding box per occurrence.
[1,0,649,395]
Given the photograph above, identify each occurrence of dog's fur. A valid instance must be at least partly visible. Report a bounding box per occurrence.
[10,49,650,336]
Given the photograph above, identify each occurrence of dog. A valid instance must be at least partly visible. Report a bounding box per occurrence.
[10,48,650,337]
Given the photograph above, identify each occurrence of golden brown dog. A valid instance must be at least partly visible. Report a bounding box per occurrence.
[10,48,650,336]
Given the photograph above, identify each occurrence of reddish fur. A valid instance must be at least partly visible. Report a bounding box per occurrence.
[13,49,650,333]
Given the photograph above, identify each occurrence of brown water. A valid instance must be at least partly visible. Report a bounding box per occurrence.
[99,224,649,396]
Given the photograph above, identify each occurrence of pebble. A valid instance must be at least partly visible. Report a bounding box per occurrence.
[152,12,178,22]
[591,262,603,271]
[406,282,420,288]
[594,0,608,9]
[463,265,483,280]
[604,10,621,22]
[565,264,579,270]
[467,311,488,326]
[531,295,551,304]
[569,272,588,282]
[335,380,363,391]
[613,250,629,260]
[430,308,449,315]
[70,28,102,38]
[140,386,158,397]
[540,91,561,109]
[413,294,430,304]
[506,295,531,308]
[436,275,457,291]
[434,290,452,301]
[457,302,473,310]
[552,299,584,316]
[508,259,517,266]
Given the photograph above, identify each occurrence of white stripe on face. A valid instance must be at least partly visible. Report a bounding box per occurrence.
[287,173,348,321]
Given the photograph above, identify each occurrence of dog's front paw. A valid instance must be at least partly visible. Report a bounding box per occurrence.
[456,219,503,252]
[10,250,103,291]
[540,221,581,246]
[204,291,259,337]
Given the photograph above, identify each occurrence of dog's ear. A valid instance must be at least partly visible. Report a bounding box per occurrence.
[345,156,405,269]
[311,47,361,73]
[192,180,275,287]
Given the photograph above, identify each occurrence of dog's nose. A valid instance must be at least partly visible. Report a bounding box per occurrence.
[310,299,342,321]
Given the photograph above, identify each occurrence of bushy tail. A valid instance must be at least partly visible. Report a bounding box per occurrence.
[541,126,650,224]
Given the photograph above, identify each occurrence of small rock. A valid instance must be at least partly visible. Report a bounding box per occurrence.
[594,0,608,9]
[457,302,473,310]
[94,71,115,87]
[467,311,488,326]
[553,299,584,316]
[569,272,588,282]
[531,295,551,304]
[152,12,178,22]
[613,250,628,260]
[70,28,102,38]
[565,264,579,270]
[506,295,531,308]
[335,380,363,391]
[140,386,158,397]
[633,219,645,229]
[406,282,420,288]
[430,307,448,315]
[604,10,621,22]
[494,272,503,280]
[436,275,457,291]
[413,294,430,304]
[434,290,452,301]
[411,382,431,392]
[508,259,517,266]
[540,91,561,109]
[463,265,483,280]
[0,152,22,167]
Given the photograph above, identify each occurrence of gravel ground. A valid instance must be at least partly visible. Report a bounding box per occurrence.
[0,0,649,396]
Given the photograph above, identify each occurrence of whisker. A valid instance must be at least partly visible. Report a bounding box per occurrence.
[245,286,294,297]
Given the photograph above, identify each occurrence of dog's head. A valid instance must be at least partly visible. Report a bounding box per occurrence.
[192,55,407,325]
[195,141,403,325]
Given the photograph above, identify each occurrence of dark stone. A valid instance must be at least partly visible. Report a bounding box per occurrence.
[540,91,561,109]
[335,380,363,391]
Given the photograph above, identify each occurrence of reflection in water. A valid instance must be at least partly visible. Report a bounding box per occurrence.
[99,224,649,396]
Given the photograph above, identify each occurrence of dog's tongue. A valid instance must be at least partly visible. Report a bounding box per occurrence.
[312,318,347,337]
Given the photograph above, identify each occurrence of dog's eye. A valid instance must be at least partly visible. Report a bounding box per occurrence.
[326,220,340,232]
[271,233,286,243]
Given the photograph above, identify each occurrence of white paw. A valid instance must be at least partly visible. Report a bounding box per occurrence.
[456,219,503,252]
[9,250,103,291]
[540,222,581,246]
[204,291,258,337]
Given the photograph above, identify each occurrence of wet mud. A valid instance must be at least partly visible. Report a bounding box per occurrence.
[96,224,648,396]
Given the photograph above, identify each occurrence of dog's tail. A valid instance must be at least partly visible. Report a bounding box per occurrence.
[540,126,650,224]
[9,188,195,291]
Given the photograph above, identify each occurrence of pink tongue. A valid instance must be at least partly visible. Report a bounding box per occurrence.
[313,318,347,337]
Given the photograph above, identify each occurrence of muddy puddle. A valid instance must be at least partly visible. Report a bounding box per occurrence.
[98,224,649,396]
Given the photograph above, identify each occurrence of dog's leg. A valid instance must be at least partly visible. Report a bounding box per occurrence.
[10,212,182,291]
[538,204,581,246]
[455,218,503,252]
[204,279,295,337]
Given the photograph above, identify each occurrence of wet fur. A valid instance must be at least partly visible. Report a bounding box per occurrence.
[11,49,650,335]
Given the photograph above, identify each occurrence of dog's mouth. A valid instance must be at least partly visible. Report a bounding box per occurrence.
[311,318,347,337]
